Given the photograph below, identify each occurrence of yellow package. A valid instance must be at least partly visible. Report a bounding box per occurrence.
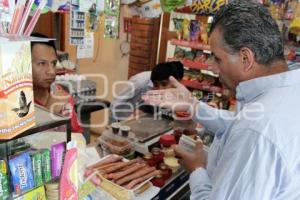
[14,186,46,200]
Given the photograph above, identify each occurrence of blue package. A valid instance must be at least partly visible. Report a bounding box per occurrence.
[9,152,35,194]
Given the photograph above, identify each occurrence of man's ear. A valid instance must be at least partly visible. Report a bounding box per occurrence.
[240,47,254,72]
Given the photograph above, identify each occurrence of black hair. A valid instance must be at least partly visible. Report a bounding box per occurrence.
[210,0,284,65]
[30,33,57,55]
[150,61,184,82]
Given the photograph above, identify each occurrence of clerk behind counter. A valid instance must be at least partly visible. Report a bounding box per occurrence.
[31,33,83,133]
[110,61,184,122]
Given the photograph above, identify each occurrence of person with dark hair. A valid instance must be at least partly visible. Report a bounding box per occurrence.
[110,61,183,121]
[31,33,83,133]
[143,1,300,199]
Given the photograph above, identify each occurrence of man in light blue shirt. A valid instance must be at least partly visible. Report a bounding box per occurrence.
[143,1,300,199]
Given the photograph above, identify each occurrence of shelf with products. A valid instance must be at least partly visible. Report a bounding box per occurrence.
[0,105,70,199]
[167,57,209,70]
[181,79,223,93]
[170,38,211,52]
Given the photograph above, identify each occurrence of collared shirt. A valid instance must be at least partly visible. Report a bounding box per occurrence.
[110,71,153,121]
[190,69,300,200]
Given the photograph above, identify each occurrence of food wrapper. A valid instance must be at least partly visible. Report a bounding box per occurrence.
[14,186,46,200]
[0,160,9,200]
[50,142,66,178]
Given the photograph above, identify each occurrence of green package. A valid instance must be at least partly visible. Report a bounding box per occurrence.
[40,149,51,183]
[30,151,43,187]
[0,160,9,200]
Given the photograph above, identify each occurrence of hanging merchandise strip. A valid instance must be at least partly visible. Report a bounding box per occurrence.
[69,7,86,45]
[104,0,120,39]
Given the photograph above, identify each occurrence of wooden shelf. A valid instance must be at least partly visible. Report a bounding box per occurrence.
[181,80,222,93]
[171,39,211,52]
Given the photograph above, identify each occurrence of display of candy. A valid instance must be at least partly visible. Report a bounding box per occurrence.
[174,46,186,59]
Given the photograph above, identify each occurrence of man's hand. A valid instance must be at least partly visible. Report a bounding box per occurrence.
[142,76,197,113]
[45,85,69,114]
[174,140,207,173]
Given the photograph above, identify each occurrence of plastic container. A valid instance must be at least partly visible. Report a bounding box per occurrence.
[150,173,165,187]
[143,153,156,167]
[159,135,176,148]
[164,157,180,173]
[159,163,172,180]
[98,132,134,156]
[151,148,164,166]
[111,122,121,134]
[173,112,197,129]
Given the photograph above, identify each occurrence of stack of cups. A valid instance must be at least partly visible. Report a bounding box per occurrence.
[45,180,59,200]
[111,122,131,137]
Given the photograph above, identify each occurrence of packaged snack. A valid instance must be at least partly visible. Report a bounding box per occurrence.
[98,131,134,156]
[29,151,43,187]
[40,149,51,183]
[8,152,34,194]
[190,19,200,41]
[60,148,78,200]
[173,18,183,40]
[14,185,46,200]
[51,142,66,178]
[0,160,9,200]
[182,18,190,41]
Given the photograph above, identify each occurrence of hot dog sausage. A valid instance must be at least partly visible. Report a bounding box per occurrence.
[125,170,161,189]
[116,166,156,186]
[103,159,139,174]
[107,163,146,180]
[87,154,122,169]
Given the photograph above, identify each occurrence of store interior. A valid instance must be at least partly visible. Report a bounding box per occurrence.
[0,0,300,199]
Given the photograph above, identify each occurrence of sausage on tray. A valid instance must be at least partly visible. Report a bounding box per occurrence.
[94,161,123,171]
[124,170,161,189]
[106,163,146,180]
[116,166,156,186]
[103,159,139,174]
[87,155,122,169]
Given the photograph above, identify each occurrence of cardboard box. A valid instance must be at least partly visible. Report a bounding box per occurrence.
[0,37,36,139]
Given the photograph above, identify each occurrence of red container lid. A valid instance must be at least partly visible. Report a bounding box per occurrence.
[159,135,176,147]
[175,111,190,118]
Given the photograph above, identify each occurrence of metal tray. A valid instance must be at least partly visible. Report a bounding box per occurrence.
[121,114,172,143]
